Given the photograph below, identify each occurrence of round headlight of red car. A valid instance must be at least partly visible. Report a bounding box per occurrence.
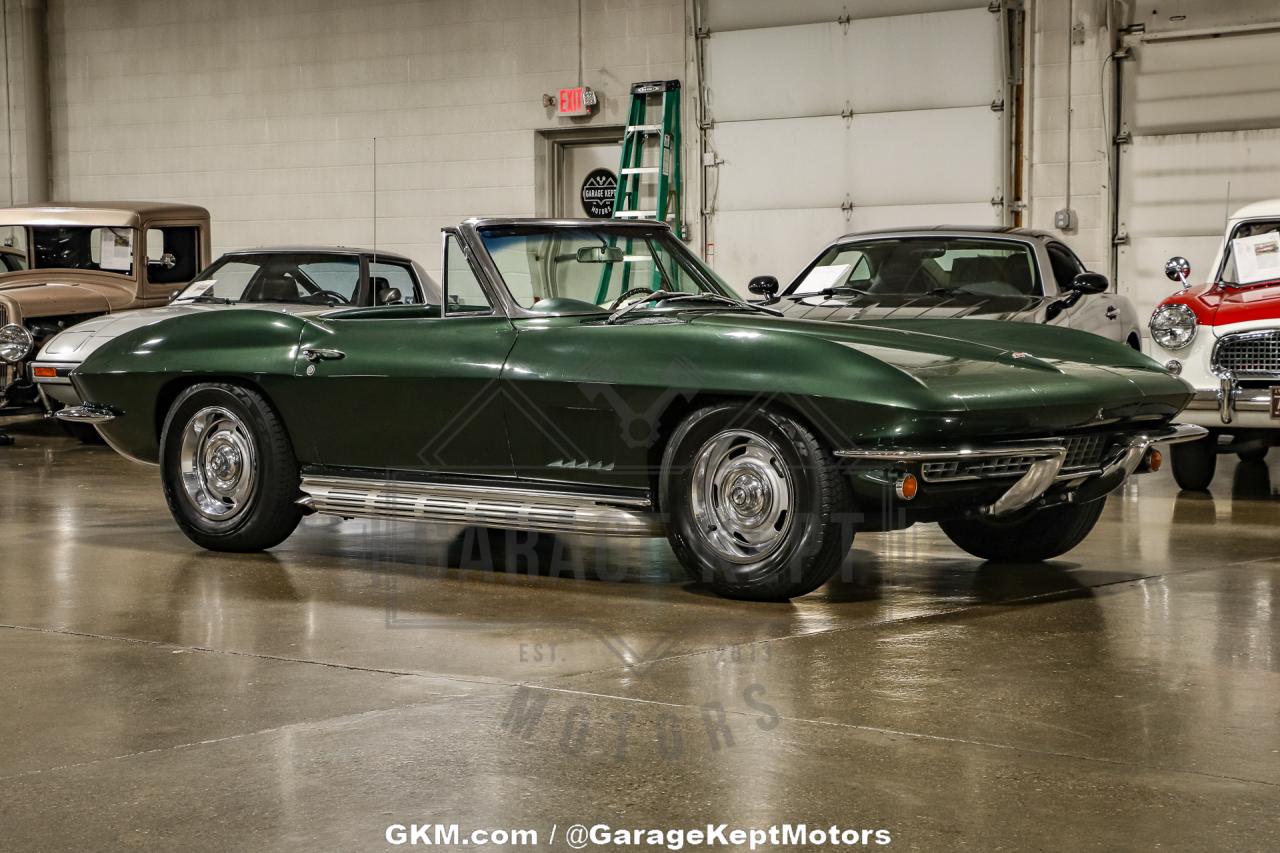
[1149,303,1197,350]
[0,323,33,364]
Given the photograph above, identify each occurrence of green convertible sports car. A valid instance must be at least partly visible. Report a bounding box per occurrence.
[60,218,1203,600]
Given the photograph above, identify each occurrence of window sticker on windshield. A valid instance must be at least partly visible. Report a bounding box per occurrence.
[177,279,215,300]
[1232,231,1280,285]
[795,263,853,295]
[99,229,133,271]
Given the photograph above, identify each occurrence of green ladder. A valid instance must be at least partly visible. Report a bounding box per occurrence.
[598,79,683,299]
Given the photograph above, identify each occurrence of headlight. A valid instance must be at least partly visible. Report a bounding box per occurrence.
[1149,304,1197,350]
[0,323,33,364]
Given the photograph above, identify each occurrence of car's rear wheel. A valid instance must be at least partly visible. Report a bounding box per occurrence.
[939,497,1107,563]
[160,383,302,551]
[1170,432,1217,491]
[661,404,854,601]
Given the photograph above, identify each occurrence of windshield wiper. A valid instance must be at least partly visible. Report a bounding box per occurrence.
[927,285,991,297]
[605,291,783,325]
[176,294,237,304]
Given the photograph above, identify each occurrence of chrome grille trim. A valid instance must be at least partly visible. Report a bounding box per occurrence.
[1212,329,1280,377]
[918,433,1116,483]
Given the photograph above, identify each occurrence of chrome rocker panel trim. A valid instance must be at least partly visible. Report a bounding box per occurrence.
[836,424,1207,518]
[53,403,119,424]
[297,476,662,537]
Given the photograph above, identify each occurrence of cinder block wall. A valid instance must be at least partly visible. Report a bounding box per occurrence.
[0,0,29,207]
[46,0,686,272]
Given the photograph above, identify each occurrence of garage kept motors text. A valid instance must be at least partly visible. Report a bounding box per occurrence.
[580,168,617,218]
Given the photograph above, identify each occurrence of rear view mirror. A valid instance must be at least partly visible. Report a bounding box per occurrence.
[1069,271,1109,294]
[576,246,624,264]
[378,287,402,305]
[149,252,176,270]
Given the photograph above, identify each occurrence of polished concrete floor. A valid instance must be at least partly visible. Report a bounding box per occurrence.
[1,415,1278,851]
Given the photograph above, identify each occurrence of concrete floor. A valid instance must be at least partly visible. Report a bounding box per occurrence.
[1,415,1278,851]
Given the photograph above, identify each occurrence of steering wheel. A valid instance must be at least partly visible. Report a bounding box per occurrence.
[318,289,351,305]
[609,287,658,311]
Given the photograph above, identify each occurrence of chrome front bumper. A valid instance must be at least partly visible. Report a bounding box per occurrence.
[836,424,1207,518]
[1183,371,1277,424]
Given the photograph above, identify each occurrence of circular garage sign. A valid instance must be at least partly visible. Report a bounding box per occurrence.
[580,168,618,218]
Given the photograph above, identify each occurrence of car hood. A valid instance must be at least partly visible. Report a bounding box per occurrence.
[775,292,1052,323]
[37,301,329,364]
[687,312,1192,425]
[1168,279,1280,327]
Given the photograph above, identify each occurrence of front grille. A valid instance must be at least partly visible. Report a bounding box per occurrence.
[920,433,1115,482]
[1214,330,1280,376]
[1062,433,1108,470]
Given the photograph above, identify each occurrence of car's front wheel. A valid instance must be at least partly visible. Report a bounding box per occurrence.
[1170,432,1217,491]
[939,497,1107,563]
[1237,445,1269,463]
[160,383,302,551]
[661,404,854,601]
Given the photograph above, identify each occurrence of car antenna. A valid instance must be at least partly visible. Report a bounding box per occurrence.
[371,136,378,267]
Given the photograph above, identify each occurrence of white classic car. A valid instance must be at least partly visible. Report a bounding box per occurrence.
[1148,200,1280,489]
[32,246,437,441]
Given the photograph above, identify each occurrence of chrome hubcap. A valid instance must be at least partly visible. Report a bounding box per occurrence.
[178,406,257,521]
[689,430,793,563]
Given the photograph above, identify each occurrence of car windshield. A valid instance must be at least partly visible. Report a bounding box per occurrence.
[477,225,733,312]
[1219,220,1280,286]
[174,252,362,305]
[29,226,137,276]
[790,237,1040,299]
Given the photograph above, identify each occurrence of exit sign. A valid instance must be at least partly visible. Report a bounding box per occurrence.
[557,86,596,117]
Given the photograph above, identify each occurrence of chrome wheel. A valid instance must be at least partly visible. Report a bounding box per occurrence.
[177,406,258,521]
[689,429,794,563]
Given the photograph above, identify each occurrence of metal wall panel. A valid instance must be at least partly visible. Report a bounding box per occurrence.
[848,9,1001,114]
[1116,29,1280,327]
[711,208,848,294]
[705,24,846,122]
[713,117,848,211]
[849,108,1002,207]
[706,8,999,122]
[701,2,1004,287]
[705,0,985,32]
[1122,31,1280,135]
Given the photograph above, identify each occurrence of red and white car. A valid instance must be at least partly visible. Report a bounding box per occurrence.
[1149,200,1280,489]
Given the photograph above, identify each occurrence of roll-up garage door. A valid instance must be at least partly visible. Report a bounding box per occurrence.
[1116,26,1280,328]
[700,0,1008,290]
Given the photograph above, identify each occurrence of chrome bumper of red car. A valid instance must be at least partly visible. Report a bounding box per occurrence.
[1183,372,1276,423]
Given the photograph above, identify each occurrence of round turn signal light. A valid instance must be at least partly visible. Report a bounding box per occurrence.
[1146,447,1163,472]
[895,473,919,501]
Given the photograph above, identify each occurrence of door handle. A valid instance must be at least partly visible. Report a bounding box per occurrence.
[1105,306,1119,320]
[302,347,345,362]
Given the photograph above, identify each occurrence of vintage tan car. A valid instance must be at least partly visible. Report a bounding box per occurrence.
[0,202,210,438]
